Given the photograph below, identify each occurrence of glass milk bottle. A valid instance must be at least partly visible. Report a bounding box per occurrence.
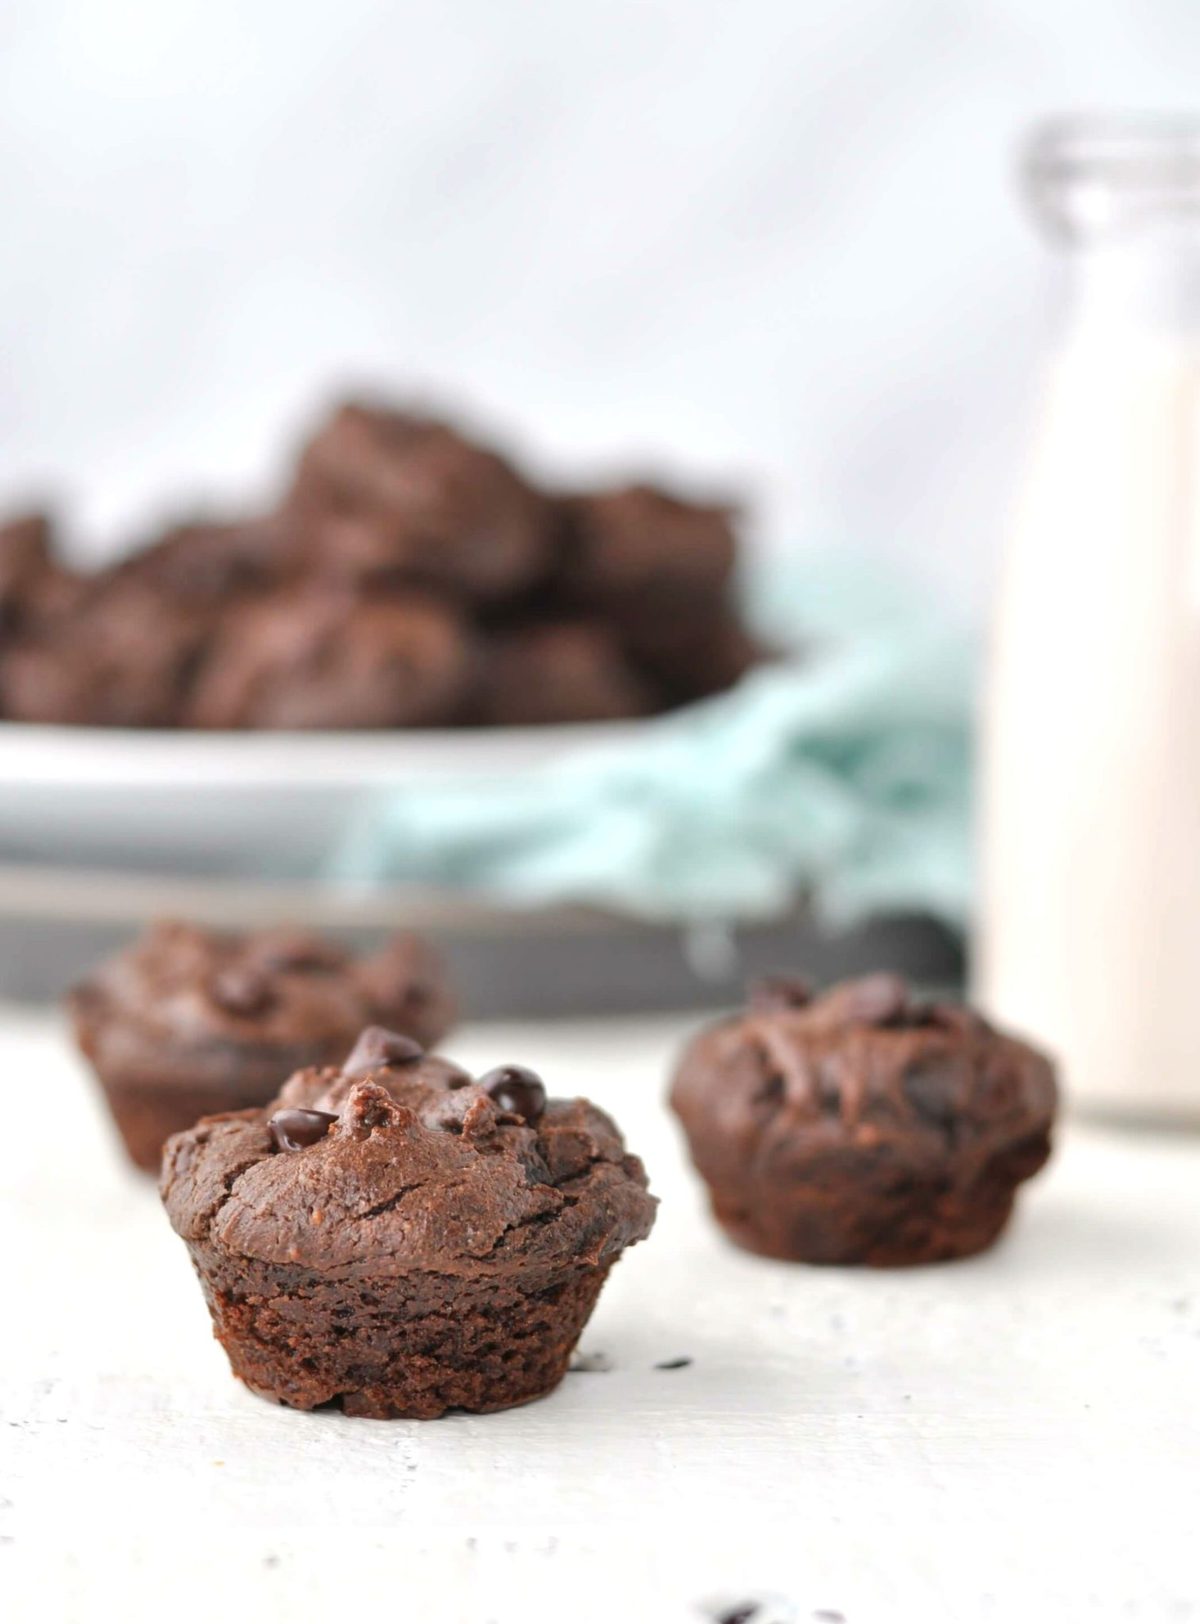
[978,116,1200,1122]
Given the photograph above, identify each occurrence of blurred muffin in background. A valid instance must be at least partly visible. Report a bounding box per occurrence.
[70,919,457,1171]
[185,583,474,730]
[470,620,654,727]
[0,512,85,642]
[550,483,737,612]
[1,568,214,726]
[0,391,770,729]
[617,600,767,706]
[114,514,293,604]
[287,401,552,604]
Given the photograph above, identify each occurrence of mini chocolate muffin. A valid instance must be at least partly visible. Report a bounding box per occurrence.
[117,515,292,603]
[617,599,767,706]
[184,584,472,729]
[70,922,457,1171]
[471,619,655,726]
[0,512,84,643]
[0,570,213,726]
[160,1030,657,1417]
[0,512,53,634]
[288,402,551,603]
[554,484,737,610]
[669,974,1058,1266]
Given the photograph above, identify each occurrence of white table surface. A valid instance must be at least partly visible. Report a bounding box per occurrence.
[3,1005,1198,1624]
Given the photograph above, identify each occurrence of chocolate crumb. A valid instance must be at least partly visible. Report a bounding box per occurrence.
[568,1349,612,1374]
[654,1356,693,1370]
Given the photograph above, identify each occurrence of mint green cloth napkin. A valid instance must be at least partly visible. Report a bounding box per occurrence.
[330,553,973,929]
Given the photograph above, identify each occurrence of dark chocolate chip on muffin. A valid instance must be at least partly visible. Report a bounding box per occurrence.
[669,973,1058,1266]
[160,1033,656,1417]
[69,921,457,1171]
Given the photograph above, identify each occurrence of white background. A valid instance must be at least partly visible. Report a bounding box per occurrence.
[3,0,1200,609]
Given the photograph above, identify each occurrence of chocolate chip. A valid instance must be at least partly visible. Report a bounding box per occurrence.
[844,972,908,1026]
[715,1607,760,1624]
[654,1357,692,1370]
[480,1064,547,1123]
[749,973,812,1011]
[210,966,275,1018]
[343,1025,424,1076]
[268,1108,338,1152]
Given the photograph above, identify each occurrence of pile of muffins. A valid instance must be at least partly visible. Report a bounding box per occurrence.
[0,399,764,729]
[71,921,1058,1421]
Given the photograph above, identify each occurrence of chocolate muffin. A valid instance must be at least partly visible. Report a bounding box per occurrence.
[70,922,457,1171]
[472,619,654,726]
[0,512,53,634]
[160,1029,657,1417]
[0,569,212,726]
[554,484,737,610]
[184,584,472,729]
[618,599,767,706]
[0,512,84,642]
[118,515,291,603]
[289,402,551,603]
[669,974,1058,1266]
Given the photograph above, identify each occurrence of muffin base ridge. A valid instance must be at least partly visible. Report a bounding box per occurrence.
[706,1129,1052,1267]
[188,1246,614,1419]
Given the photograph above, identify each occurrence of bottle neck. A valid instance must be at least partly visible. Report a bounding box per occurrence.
[1064,223,1200,345]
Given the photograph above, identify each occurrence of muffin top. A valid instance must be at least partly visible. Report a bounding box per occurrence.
[161,1027,657,1276]
[555,484,737,607]
[670,973,1057,1169]
[289,402,551,603]
[70,921,456,1080]
[183,584,472,730]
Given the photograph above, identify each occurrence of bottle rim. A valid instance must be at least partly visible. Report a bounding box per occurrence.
[1023,114,1200,243]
